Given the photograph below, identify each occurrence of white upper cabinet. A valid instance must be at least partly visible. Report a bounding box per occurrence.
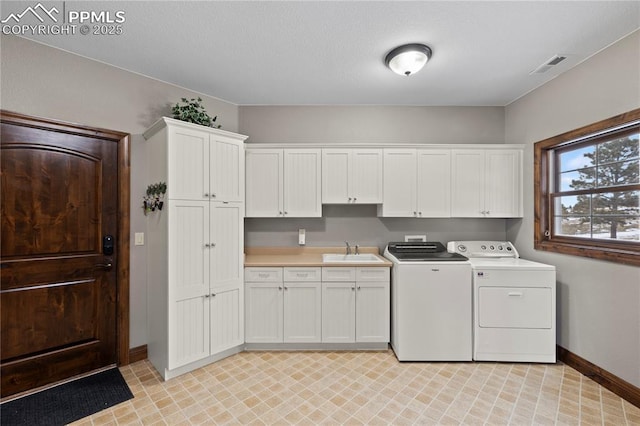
[416,149,451,217]
[245,149,283,217]
[381,148,451,217]
[167,125,209,201]
[246,148,321,217]
[162,118,246,202]
[209,135,244,202]
[451,149,522,217]
[322,149,383,204]
[381,149,416,217]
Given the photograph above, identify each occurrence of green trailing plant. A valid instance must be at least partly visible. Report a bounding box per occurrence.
[143,182,167,215]
[171,97,221,128]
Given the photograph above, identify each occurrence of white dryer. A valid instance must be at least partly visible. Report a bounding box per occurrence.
[448,241,556,363]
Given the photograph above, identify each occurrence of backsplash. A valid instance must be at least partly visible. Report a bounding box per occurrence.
[244,204,509,251]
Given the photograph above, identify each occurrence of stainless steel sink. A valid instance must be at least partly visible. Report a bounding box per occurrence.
[322,253,383,263]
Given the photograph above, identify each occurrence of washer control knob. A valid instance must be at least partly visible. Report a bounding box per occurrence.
[490,245,495,250]
[458,245,467,252]
[498,245,503,250]
[506,246,512,251]
[481,245,487,250]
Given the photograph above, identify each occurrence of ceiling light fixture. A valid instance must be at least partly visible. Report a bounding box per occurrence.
[385,43,432,76]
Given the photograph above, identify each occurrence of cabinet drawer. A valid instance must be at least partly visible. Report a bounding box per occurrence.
[322,267,356,282]
[284,267,321,282]
[478,287,552,329]
[356,267,389,282]
[245,267,283,282]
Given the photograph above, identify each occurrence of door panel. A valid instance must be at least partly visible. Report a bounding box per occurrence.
[210,202,242,290]
[1,121,118,397]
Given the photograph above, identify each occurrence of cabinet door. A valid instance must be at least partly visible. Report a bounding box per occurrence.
[210,136,244,202]
[169,294,210,369]
[322,149,350,203]
[417,149,451,217]
[210,202,243,291]
[210,287,243,354]
[451,149,484,217]
[283,282,322,342]
[322,282,356,343]
[484,149,522,217]
[246,149,283,217]
[381,149,416,217]
[351,149,383,203]
[355,281,390,342]
[245,283,283,343]
[284,149,322,217]
[167,200,210,368]
[168,200,210,302]
[167,125,209,200]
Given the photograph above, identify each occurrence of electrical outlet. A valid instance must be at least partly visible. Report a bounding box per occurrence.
[134,232,145,246]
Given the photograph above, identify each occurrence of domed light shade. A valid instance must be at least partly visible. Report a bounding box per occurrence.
[385,44,432,76]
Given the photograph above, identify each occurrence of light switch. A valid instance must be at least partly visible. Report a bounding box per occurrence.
[135,232,145,246]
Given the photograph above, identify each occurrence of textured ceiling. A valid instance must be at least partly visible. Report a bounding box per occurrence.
[4,1,639,106]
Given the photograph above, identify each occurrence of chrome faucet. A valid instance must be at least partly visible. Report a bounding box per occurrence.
[345,241,352,255]
[355,244,360,255]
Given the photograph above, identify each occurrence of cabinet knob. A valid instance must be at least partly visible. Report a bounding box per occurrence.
[413,211,417,216]
[211,293,216,297]
[284,286,288,291]
[204,193,209,197]
[211,242,216,247]
[279,211,283,216]
[211,193,216,198]
[204,294,210,298]
[278,286,282,290]
[284,211,288,215]
[351,287,355,291]
[348,197,352,201]
[353,197,357,202]
[204,243,210,248]
[357,286,361,290]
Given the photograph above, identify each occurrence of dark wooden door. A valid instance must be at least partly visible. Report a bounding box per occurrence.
[1,117,120,397]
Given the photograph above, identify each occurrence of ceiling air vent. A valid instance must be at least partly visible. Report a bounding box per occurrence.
[529,54,568,74]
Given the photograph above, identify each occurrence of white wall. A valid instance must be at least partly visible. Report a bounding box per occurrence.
[240,105,504,144]
[0,35,239,348]
[505,30,640,387]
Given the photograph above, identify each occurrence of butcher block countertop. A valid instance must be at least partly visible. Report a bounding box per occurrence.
[244,246,392,267]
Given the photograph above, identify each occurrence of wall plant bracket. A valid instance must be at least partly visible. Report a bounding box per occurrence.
[143,182,166,215]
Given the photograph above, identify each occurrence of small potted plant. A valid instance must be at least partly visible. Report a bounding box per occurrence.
[171,97,221,128]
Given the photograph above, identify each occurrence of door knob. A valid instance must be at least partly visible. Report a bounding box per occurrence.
[95,263,113,270]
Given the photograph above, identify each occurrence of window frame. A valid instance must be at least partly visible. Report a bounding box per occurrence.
[534,108,640,266]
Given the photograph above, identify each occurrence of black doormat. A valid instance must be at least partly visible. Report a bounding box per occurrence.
[1,368,134,426]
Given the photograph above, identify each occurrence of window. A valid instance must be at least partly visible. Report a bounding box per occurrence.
[534,108,640,266]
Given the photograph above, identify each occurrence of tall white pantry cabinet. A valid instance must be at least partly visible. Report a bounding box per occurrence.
[144,117,248,380]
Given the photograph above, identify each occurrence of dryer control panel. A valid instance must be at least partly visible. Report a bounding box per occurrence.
[447,241,519,259]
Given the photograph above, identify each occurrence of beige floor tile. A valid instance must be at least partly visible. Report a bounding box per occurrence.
[58,350,640,425]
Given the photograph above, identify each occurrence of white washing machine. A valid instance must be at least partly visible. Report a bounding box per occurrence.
[384,242,472,362]
[448,241,556,363]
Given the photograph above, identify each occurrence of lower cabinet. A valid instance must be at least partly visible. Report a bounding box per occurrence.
[245,267,322,343]
[322,267,390,343]
[245,266,390,346]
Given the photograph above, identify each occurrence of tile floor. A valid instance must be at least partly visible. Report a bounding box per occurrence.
[72,350,640,425]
